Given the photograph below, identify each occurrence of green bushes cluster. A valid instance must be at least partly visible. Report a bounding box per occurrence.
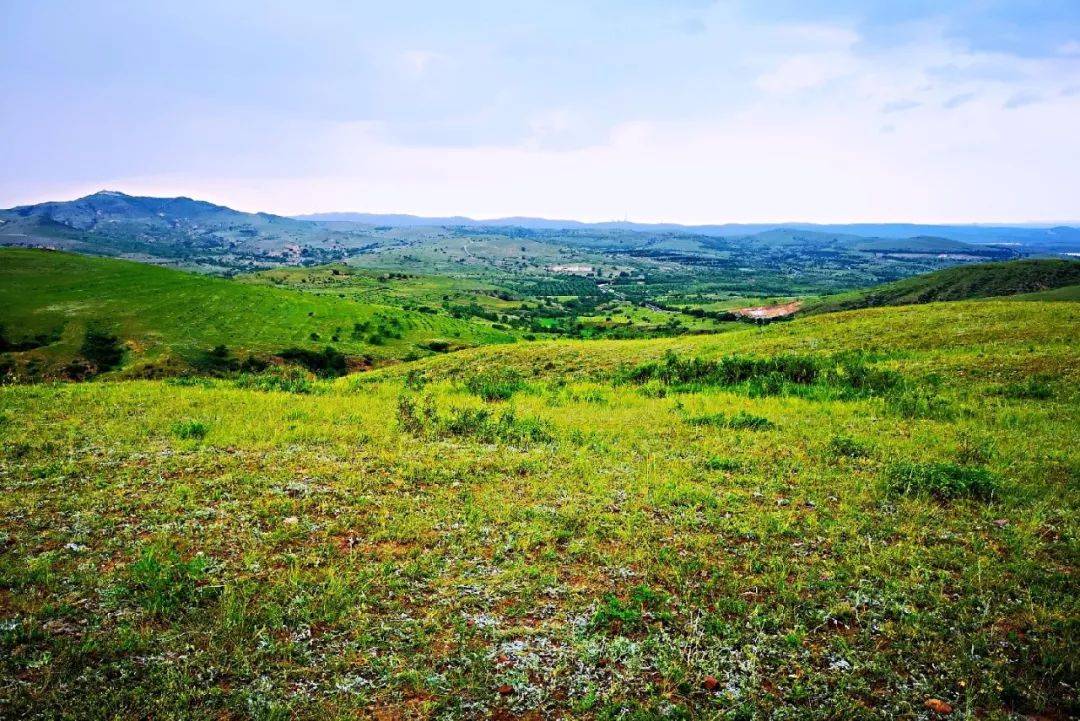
[233,367,314,394]
[994,376,1054,400]
[884,462,998,500]
[80,327,125,372]
[826,434,872,459]
[685,411,775,430]
[397,394,551,444]
[351,316,404,346]
[464,368,525,401]
[277,346,348,377]
[620,350,901,398]
[0,324,61,352]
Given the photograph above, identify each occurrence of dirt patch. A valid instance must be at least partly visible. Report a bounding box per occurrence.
[733,300,801,320]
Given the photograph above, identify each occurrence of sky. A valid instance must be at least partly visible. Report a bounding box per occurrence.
[1,1,1078,223]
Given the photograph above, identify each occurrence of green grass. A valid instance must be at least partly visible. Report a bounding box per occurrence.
[0,249,514,378]
[807,258,1080,314]
[1,297,1077,718]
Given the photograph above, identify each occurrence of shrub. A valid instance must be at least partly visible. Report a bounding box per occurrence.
[404,369,428,391]
[705,456,741,471]
[464,368,525,401]
[0,324,61,352]
[192,344,239,374]
[277,346,348,377]
[80,327,124,372]
[686,411,775,430]
[884,462,998,500]
[620,350,900,399]
[423,340,452,353]
[171,420,208,440]
[233,367,314,394]
[886,385,955,420]
[397,394,551,445]
[826,435,872,459]
[995,377,1053,400]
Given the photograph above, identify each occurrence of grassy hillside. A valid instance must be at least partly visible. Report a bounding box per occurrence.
[366,297,1080,389]
[0,249,513,379]
[806,258,1080,314]
[1,297,1077,718]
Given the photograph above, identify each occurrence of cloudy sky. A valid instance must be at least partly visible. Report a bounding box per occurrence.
[2,1,1078,222]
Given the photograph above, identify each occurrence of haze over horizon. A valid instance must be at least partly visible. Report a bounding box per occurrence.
[3,1,1079,224]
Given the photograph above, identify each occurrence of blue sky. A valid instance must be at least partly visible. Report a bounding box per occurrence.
[2,1,1078,222]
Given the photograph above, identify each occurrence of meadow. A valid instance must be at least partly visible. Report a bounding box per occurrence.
[1,297,1077,719]
[0,249,513,379]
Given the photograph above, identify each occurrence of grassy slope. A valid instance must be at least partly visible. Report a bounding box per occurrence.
[806,258,1080,314]
[0,249,513,375]
[1007,283,1080,302]
[1,298,1077,719]
[370,298,1080,388]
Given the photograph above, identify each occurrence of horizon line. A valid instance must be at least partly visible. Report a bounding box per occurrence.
[4,188,1079,229]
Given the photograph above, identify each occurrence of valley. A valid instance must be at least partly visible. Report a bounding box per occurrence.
[0,193,1077,720]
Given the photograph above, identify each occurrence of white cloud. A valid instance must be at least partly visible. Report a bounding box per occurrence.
[400,50,442,76]
[756,52,855,93]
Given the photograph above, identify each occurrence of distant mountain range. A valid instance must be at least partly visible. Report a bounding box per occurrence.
[0,190,359,270]
[296,211,1080,250]
[2,191,1077,277]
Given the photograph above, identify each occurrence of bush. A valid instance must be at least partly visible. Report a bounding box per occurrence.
[80,327,124,372]
[0,324,61,352]
[464,369,525,401]
[704,456,740,471]
[826,435,872,459]
[397,394,551,445]
[886,385,955,420]
[995,377,1053,400]
[192,344,239,374]
[423,340,452,353]
[277,346,348,377]
[233,367,314,394]
[686,411,775,430]
[171,420,208,440]
[884,462,998,500]
[619,350,900,399]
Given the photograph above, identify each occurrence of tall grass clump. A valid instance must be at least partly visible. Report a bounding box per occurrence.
[233,367,315,394]
[121,545,212,617]
[398,393,550,444]
[685,411,775,430]
[993,376,1054,400]
[884,462,998,500]
[171,420,208,440]
[463,368,526,401]
[618,350,900,399]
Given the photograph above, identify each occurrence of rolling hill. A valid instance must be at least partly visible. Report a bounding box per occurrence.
[1,295,1077,718]
[1,192,1042,287]
[0,190,379,271]
[806,258,1080,314]
[0,248,513,380]
[296,211,1080,252]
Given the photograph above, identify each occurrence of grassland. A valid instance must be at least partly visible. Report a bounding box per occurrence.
[0,249,513,379]
[1,295,1077,719]
[805,259,1080,314]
